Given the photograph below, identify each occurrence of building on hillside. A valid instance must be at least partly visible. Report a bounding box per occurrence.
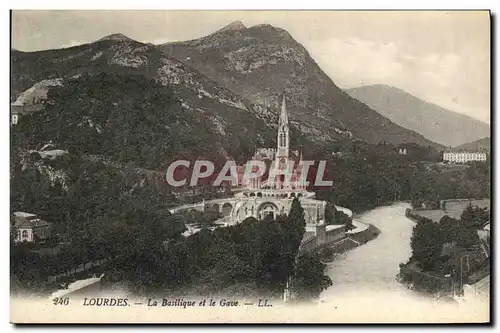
[36,150,68,160]
[398,148,408,155]
[10,104,43,125]
[13,212,52,243]
[442,151,487,163]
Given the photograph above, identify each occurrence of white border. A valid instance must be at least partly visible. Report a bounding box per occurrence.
[3,1,497,332]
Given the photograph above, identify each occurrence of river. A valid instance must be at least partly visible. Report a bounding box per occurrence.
[317,202,489,323]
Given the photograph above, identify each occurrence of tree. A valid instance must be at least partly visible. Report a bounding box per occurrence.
[335,210,352,229]
[293,254,332,299]
[454,226,481,249]
[325,203,352,229]
[410,218,443,270]
[287,198,306,247]
[10,214,18,245]
[283,198,306,276]
[439,215,460,243]
[460,204,489,230]
[324,203,335,225]
[164,214,187,239]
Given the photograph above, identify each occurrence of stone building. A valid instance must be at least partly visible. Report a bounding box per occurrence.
[13,212,52,243]
[169,95,351,252]
[208,95,326,225]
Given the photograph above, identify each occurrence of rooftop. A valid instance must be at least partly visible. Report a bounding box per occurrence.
[38,149,69,159]
[13,212,51,229]
[443,150,488,154]
[13,212,37,218]
[10,104,43,115]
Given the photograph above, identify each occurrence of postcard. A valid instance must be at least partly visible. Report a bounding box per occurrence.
[10,10,491,323]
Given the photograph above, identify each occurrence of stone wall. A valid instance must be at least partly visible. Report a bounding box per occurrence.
[298,210,351,255]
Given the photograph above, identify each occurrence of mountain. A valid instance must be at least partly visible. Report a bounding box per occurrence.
[345,84,490,147]
[10,33,292,167]
[455,137,490,152]
[159,21,442,148]
[98,33,136,42]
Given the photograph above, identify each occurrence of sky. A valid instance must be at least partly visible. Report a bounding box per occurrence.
[11,10,491,124]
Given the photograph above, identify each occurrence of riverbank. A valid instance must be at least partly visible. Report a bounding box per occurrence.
[401,199,490,297]
[319,203,489,322]
[317,223,380,262]
[406,198,490,223]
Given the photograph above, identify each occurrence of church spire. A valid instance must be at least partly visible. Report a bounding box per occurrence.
[276,93,290,159]
[279,93,289,128]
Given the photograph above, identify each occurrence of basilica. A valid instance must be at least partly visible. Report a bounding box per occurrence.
[169,95,335,243]
[216,95,327,226]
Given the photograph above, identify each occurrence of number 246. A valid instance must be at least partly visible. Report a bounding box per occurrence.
[52,297,69,305]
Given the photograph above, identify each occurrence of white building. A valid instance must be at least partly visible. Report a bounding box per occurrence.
[443,151,487,163]
[13,212,52,243]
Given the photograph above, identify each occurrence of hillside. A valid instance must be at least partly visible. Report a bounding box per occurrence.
[455,137,490,152]
[345,84,490,147]
[10,35,295,167]
[159,21,441,148]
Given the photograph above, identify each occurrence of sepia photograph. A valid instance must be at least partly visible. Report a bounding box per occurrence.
[9,9,491,323]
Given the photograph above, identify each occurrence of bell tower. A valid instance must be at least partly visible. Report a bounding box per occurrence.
[276,94,290,163]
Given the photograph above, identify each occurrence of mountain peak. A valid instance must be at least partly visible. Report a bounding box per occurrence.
[158,24,442,148]
[98,33,135,42]
[216,21,247,33]
[246,23,294,40]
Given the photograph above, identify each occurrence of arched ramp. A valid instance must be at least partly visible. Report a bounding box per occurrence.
[257,202,280,220]
[222,202,233,216]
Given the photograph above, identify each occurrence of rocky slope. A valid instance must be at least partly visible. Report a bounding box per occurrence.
[11,34,298,166]
[345,84,490,147]
[159,21,441,148]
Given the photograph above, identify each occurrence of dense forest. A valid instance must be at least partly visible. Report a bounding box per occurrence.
[10,153,180,291]
[9,144,329,297]
[11,73,216,170]
[11,156,331,298]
